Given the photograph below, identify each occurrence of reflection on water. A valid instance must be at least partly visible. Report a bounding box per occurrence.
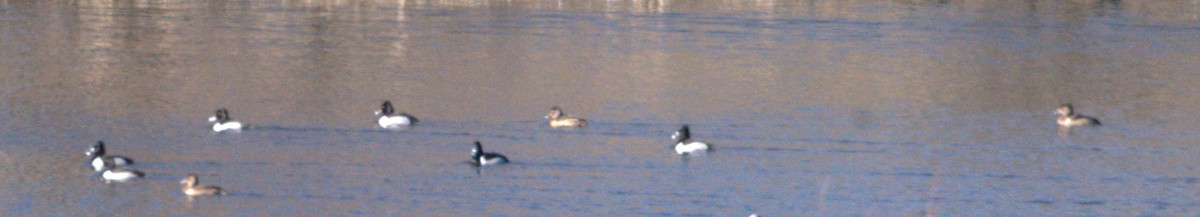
[2,0,1200,216]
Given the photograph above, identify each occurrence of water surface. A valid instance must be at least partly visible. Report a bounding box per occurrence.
[2,0,1200,216]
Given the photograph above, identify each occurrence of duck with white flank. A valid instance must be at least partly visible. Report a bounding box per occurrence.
[208,108,245,132]
[101,167,145,183]
[375,101,418,128]
[672,125,710,155]
[86,141,134,172]
[471,141,509,166]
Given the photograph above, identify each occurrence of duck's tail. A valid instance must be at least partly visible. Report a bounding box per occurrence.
[403,113,419,123]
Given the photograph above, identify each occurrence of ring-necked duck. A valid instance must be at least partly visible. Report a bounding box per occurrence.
[471,141,509,166]
[545,106,587,128]
[1055,104,1101,127]
[375,101,418,128]
[102,167,145,183]
[672,125,710,155]
[181,173,225,196]
[86,141,134,172]
[208,108,245,132]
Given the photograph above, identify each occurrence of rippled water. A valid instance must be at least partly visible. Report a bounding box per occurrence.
[2,0,1200,216]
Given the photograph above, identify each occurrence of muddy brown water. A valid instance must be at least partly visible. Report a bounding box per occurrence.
[2,0,1200,216]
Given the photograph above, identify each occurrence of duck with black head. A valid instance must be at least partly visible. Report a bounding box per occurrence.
[208,108,246,132]
[471,141,509,166]
[375,101,418,128]
[672,125,710,155]
[86,141,134,172]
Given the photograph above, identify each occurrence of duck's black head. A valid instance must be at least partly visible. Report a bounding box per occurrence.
[380,101,395,116]
[213,108,231,122]
[87,141,106,157]
[672,125,691,142]
[472,141,484,159]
